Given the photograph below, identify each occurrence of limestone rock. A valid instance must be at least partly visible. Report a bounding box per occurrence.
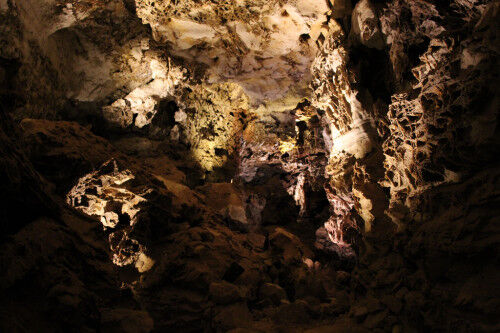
[213,303,253,332]
[209,281,243,305]
[136,0,329,105]
[273,299,311,324]
[269,227,311,264]
[198,183,253,230]
[177,83,249,176]
[20,118,118,193]
[259,283,287,306]
[247,233,266,250]
[102,99,134,129]
[350,0,384,50]
[1,0,499,332]
[0,114,57,237]
[66,157,202,269]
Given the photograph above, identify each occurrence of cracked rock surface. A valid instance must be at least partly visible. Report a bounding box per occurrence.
[1,0,499,332]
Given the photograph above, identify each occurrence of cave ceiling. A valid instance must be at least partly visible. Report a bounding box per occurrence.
[0,0,499,331]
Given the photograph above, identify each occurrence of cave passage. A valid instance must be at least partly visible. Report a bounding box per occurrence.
[0,0,499,332]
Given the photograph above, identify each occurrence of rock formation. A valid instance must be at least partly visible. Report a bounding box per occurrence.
[1,0,499,332]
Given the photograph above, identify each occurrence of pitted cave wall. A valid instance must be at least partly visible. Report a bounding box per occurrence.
[0,0,499,332]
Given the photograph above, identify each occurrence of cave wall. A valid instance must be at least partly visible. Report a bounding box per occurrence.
[309,1,500,330]
[0,0,499,331]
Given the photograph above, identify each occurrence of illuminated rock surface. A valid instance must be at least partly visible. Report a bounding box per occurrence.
[1,0,499,332]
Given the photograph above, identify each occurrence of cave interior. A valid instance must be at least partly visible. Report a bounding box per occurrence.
[0,0,499,332]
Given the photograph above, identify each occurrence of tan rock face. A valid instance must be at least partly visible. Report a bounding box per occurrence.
[177,82,249,174]
[1,0,500,331]
[20,119,119,192]
[67,159,152,267]
[135,0,329,104]
[103,63,186,129]
[66,157,204,269]
[350,0,384,50]
[198,182,252,229]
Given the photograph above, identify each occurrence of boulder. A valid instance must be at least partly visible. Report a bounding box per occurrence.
[198,183,254,230]
[20,119,117,193]
[269,227,312,263]
[247,233,266,250]
[213,303,253,332]
[209,281,242,305]
[102,99,134,129]
[259,283,287,306]
[273,300,311,324]
[100,308,154,333]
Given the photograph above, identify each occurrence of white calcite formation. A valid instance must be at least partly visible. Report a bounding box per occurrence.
[103,60,186,129]
[67,159,152,268]
[1,0,499,331]
[135,0,330,105]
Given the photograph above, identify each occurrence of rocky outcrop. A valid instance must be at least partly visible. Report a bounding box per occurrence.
[1,0,150,118]
[379,0,500,229]
[0,113,57,238]
[350,0,384,50]
[0,115,151,331]
[0,117,335,331]
[0,0,499,332]
[175,82,250,177]
[66,156,206,269]
[20,119,119,193]
[135,0,330,105]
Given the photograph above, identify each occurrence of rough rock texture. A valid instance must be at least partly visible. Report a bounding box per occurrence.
[177,82,250,176]
[0,113,57,238]
[135,0,330,105]
[310,0,500,331]
[20,119,119,193]
[1,0,499,332]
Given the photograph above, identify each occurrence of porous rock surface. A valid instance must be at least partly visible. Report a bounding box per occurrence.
[1,0,499,332]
